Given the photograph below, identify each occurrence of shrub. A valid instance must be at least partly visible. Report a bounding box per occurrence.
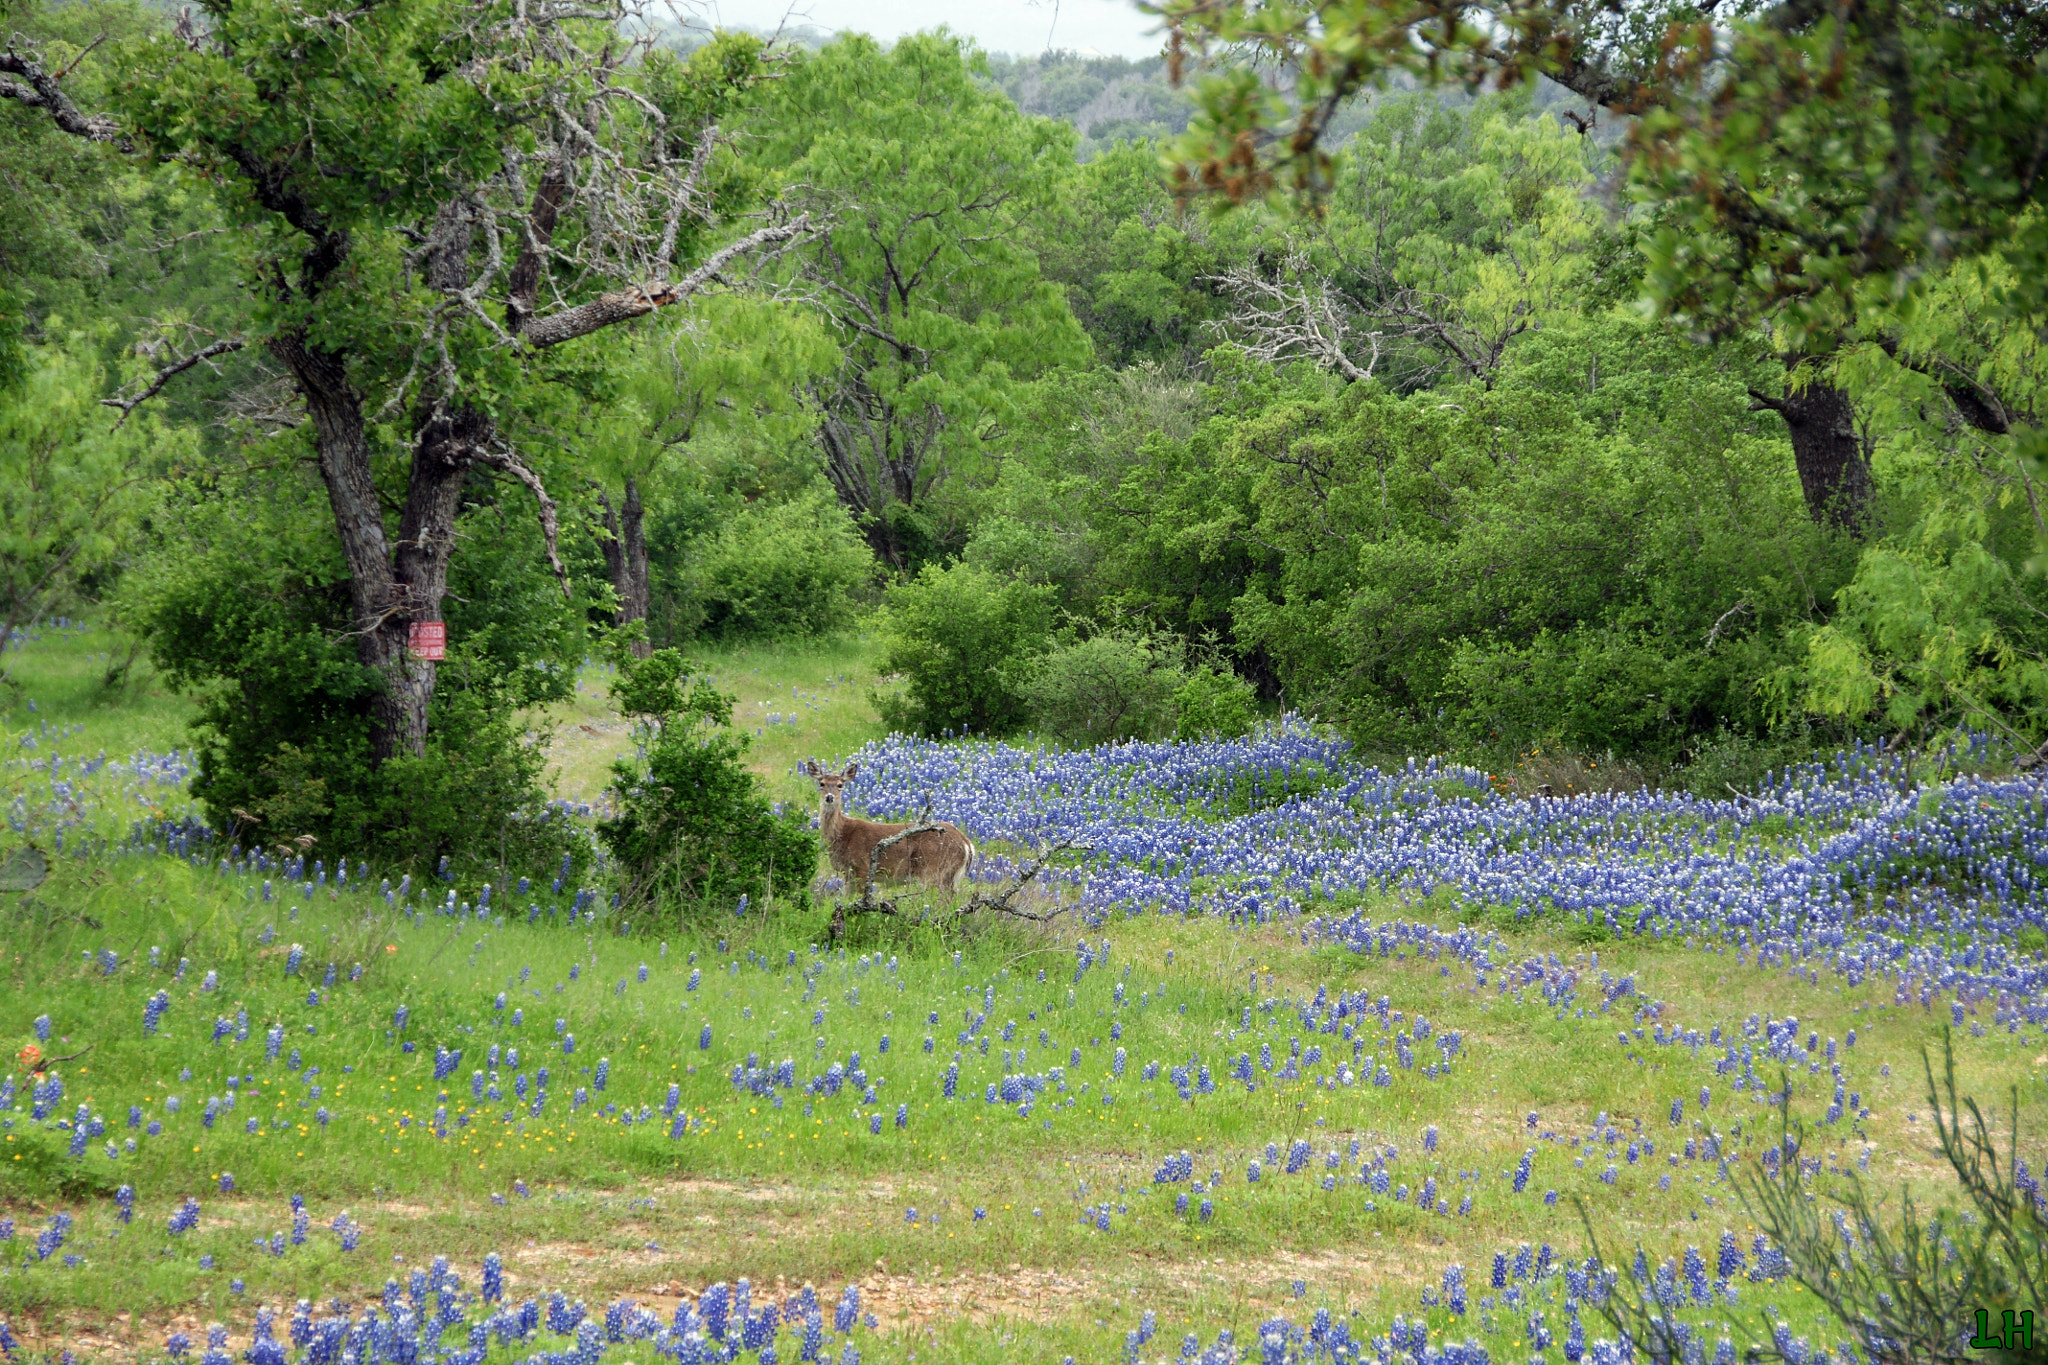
[597,649,817,922]
[697,488,872,640]
[1173,663,1258,740]
[120,466,591,876]
[1674,726,1824,797]
[962,513,1085,589]
[876,562,1055,736]
[1013,628,1184,745]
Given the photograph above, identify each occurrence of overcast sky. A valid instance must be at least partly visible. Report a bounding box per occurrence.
[682,0,1168,59]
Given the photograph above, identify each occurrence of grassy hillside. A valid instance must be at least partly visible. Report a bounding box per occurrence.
[0,624,2036,1364]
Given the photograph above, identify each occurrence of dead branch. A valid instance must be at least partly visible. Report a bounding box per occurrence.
[0,44,127,145]
[1212,249,1382,383]
[1704,600,1751,647]
[474,443,571,597]
[826,825,1090,946]
[25,1043,92,1075]
[101,337,246,429]
[518,214,815,348]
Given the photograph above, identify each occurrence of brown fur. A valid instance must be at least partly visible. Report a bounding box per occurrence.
[806,762,975,893]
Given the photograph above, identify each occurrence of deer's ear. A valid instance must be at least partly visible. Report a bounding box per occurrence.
[844,762,859,782]
[805,760,820,777]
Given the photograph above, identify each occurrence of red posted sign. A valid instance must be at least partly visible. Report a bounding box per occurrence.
[407,621,446,661]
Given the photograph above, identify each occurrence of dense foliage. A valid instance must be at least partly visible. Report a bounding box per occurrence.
[597,648,818,920]
[1,0,2042,850]
[122,465,591,872]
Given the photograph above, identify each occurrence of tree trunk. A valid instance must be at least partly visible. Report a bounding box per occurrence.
[597,480,653,654]
[621,476,650,656]
[271,324,483,763]
[1753,369,1875,535]
[270,332,415,761]
[396,403,488,750]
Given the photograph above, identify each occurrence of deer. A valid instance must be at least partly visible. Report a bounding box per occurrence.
[806,761,976,893]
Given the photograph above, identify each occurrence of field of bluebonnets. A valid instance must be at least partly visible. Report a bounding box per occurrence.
[0,625,2044,1365]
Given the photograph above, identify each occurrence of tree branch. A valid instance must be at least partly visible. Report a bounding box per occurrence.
[0,46,127,145]
[100,338,246,429]
[474,444,571,598]
[517,215,813,349]
[1877,338,2020,435]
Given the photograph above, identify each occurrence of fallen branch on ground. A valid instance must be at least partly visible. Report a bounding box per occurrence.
[826,806,1089,945]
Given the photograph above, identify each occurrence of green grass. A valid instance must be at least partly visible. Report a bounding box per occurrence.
[532,635,887,813]
[0,625,2032,1364]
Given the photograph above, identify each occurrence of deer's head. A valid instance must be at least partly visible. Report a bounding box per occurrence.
[805,761,859,816]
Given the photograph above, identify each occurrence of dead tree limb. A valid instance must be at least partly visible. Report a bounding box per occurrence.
[0,44,127,145]
[826,828,1090,946]
[101,338,246,429]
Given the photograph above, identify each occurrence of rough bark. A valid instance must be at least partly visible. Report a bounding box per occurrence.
[0,47,127,144]
[267,331,419,760]
[1751,371,1876,534]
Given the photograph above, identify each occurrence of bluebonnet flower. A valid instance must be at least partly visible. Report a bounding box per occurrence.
[34,1213,70,1261]
[699,1024,712,1050]
[1512,1149,1534,1193]
[169,1199,200,1235]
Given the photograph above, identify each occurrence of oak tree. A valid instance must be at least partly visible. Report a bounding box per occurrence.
[4,5,808,759]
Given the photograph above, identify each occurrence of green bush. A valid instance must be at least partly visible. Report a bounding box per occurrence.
[875,562,1055,736]
[597,649,818,922]
[1013,628,1184,745]
[962,513,1084,589]
[697,488,873,640]
[1674,726,1824,797]
[1173,663,1258,741]
[120,466,592,876]
[0,1116,120,1202]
